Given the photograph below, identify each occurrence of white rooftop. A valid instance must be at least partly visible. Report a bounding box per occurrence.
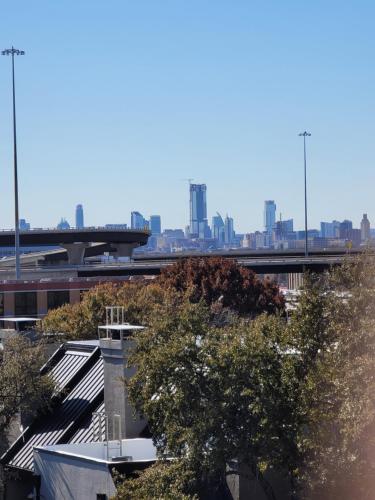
[0,317,41,323]
[98,324,145,331]
[34,438,156,464]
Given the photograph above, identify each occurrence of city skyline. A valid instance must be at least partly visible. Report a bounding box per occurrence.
[0,2,374,232]
[16,195,371,240]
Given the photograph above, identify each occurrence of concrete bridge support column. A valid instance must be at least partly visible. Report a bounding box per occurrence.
[110,243,139,259]
[60,243,89,265]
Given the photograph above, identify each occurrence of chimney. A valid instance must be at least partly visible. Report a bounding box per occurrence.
[98,307,147,440]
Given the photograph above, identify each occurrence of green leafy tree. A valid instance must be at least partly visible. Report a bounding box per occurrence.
[0,337,54,432]
[121,256,375,499]
[126,297,298,499]
[42,258,284,340]
[0,337,54,450]
[0,337,54,496]
[41,281,171,340]
[296,256,375,500]
[114,461,198,500]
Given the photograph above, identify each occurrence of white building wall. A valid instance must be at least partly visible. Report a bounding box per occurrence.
[34,450,117,500]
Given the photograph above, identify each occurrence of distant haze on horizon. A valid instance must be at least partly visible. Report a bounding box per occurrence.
[0,1,374,233]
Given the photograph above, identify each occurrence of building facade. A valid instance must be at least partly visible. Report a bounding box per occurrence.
[264,200,276,234]
[131,211,148,230]
[149,215,161,235]
[189,184,207,238]
[75,204,84,229]
[360,213,370,241]
[224,215,235,246]
[212,213,225,245]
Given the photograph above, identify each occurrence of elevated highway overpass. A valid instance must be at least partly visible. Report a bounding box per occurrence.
[0,249,362,279]
[0,227,150,264]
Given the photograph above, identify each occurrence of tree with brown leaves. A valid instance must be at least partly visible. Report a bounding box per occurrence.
[158,257,285,316]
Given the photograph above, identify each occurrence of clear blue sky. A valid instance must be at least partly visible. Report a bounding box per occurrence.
[0,1,374,233]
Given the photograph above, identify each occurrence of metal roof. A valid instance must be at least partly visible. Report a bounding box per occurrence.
[8,358,103,470]
[50,349,92,392]
[2,341,105,472]
[70,401,106,444]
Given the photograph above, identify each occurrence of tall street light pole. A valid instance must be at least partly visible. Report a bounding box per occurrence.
[299,131,311,258]
[2,46,25,280]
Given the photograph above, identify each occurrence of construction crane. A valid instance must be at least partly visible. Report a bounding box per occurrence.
[182,178,194,185]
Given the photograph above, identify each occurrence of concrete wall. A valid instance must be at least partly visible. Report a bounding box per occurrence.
[100,338,147,439]
[34,450,117,500]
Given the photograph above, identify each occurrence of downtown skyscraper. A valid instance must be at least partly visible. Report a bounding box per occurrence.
[131,211,149,230]
[264,200,276,234]
[149,215,161,235]
[75,204,84,229]
[189,184,209,239]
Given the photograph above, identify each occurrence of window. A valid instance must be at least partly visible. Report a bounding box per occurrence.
[96,495,107,500]
[0,293,3,316]
[15,292,37,316]
[47,290,70,310]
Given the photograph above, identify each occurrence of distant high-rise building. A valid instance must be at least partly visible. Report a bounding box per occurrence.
[321,222,333,238]
[150,215,161,235]
[360,213,370,241]
[57,218,70,230]
[321,221,341,239]
[75,204,84,229]
[255,231,266,249]
[275,219,293,240]
[224,215,235,246]
[189,184,207,238]
[212,213,225,245]
[19,218,30,231]
[339,220,353,240]
[297,229,320,240]
[264,201,276,234]
[131,211,148,230]
[350,228,362,247]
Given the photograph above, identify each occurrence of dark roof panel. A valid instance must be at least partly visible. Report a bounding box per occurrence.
[8,358,104,470]
[70,401,106,444]
[50,350,91,391]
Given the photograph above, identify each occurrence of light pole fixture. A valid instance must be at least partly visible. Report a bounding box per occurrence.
[299,131,311,258]
[2,46,25,280]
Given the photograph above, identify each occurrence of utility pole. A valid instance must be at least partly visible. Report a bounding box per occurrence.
[298,131,311,257]
[2,46,25,280]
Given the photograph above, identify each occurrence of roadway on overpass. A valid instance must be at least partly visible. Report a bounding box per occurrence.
[0,252,355,277]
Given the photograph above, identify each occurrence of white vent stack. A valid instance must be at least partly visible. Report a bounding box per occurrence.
[98,307,147,440]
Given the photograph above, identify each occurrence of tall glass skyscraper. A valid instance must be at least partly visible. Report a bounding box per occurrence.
[224,215,235,245]
[212,213,225,244]
[264,200,276,233]
[150,215,161,235]
[75,204,84,229]
[131,211,148,230]
[189,184,207,238]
